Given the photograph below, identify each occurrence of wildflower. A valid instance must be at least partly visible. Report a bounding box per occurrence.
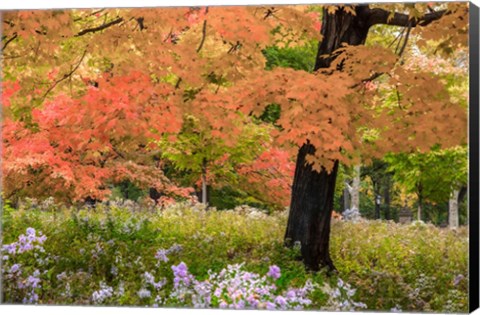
[286,290,297,300]
[27,275,41,288]
[266,301,276,310]
[56,272,67,281]
[92,283,114,304]
[155,249,169,263]
[3,243,17,254]
[37,234,47,244]
[26,227,36,236]
[9,264,21,274]
[267,265,281,280]
[137,288,151,299]
[275,295,287,307]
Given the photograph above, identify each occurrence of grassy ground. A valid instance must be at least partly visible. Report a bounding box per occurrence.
[1,201,468,312]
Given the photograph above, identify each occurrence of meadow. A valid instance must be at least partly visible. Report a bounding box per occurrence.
[1,200,468,312]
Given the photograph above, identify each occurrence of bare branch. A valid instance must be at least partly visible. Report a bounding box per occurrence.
[367,8,447,27]
[41,49,88,101]
[196,7,209,53]
[2,33,18,50]
[397,20,412,57]
[75,17,123,37]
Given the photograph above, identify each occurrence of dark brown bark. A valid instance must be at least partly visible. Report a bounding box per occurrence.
[75,17,124,37]
[285,142,338,271]
[366,8,447,28]
[315,6,371,69]
[285,6,370,272]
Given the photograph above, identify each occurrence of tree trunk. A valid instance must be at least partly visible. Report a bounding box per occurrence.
[417,184,423,221]
[343,183,350,211]
[285,6,371,272]
[383,179,391,220]
[351,165,361,210]
[285,142,339,271]
[449,188,460,229]
[201,158,208,205]
[373,181,381,219]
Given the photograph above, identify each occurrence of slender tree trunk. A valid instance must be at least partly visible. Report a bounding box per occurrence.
[351,165,361,210]
[284,6,372,271]
[449,188,460,229]
[201,158,208,205]
[383,179,391,220]
[343,183,350,211]
[417,184,423,221]
[373,181,381,219]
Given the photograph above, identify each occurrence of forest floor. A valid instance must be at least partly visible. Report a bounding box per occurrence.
[1,201,468,312]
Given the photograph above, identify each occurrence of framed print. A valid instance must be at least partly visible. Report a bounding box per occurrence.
[1,0,479,314]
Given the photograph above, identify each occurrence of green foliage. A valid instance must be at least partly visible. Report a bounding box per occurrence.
[156,114,270,189]
[262,41,318,72]
[385,145,468,205]
[110,181,146,201]
[209,186,271,211]
[331,220,467,312]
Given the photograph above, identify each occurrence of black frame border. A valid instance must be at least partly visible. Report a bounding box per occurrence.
[469,1,480,313]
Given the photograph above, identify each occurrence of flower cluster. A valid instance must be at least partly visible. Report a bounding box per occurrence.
[1,228,49,304]
[322,278,367,311]
[166,262,317,310]
[155,244,182,265]
[2,227,47,256]
[91,282,114,304]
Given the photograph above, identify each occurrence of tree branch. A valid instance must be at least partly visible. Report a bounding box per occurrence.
[41,49,88,101]
[397,20,412,57]
[196,7,209,53]
[367,8,447,27]
[2,33,18,50]
[75,17,123,37]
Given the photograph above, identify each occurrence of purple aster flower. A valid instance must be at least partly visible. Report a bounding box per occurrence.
[9,263,21,274]
[247,295,259,307]
[267,265,281,280]
[137,288,151,299]
[266,301,276,310]
[235,300,245,309]
[26,227,36,236]
[21,243,33,252]
[37,235,47,244]
[275,295,287,307]
[155,249,169,263]
[219,301,228,308]
[27,275,41,288]
[3,244,16,254]
[286,290,297,299]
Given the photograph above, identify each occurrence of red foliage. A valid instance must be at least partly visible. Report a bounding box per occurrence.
[3,72,183,202]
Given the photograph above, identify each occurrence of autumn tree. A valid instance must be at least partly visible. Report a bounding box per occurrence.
[229,3,468,271]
